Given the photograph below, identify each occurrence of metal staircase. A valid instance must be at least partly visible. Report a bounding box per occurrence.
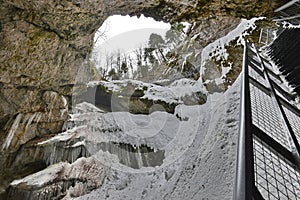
[234,42,300,200]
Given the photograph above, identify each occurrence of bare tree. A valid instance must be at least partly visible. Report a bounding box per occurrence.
[93,20,110,45]
[148,33,167,63]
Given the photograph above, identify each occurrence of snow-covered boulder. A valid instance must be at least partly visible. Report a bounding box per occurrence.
[8,157,106,200]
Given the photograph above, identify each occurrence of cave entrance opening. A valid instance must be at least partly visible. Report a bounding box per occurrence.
[90,14,173,81]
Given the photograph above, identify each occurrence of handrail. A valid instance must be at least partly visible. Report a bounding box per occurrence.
[234,42,254,200]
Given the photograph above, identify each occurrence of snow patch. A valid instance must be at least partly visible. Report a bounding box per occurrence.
[11,163,64,187]
[201,17,265,72]
[282,22,300,29]
[38,126,87,145]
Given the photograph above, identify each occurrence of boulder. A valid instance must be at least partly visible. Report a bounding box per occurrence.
[8,157,106,200]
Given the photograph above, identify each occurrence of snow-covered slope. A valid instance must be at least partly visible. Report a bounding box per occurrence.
[76,75,241,200]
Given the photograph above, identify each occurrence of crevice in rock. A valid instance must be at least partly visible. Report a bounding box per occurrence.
[21,14,90,58]
[24,19,64,40]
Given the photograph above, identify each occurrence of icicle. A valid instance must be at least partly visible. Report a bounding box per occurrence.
[62,95,68,108]
[2,113,22,150]
[35,112,43,124]
[3,117,14,131]
[136,147,143,169]
[34,145,42,160]
[60,108,67,118]
[48,145,57,165]
[25,113,37,129]
[144,153,150,167]
[47,110,52,122]
[71,147,80,163]
[22,114,30,126]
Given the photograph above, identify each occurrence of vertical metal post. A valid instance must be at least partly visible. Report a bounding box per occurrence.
[266,29,269,45]
[259,29,263,44]
[234,42,255,200]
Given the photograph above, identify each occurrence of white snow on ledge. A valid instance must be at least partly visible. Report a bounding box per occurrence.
[282,21,300,29]
[10,157,104,189]
[87,78,207,104]
[201,17,265,68]
[11,162,64,187]
[38,126,87,145]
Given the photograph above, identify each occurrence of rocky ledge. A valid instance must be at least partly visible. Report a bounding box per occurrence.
[76,78,207,114]
[7,157,106,200]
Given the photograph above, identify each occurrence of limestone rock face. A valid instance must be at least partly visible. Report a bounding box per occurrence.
[0,90,69,197]
[0,91,68,151]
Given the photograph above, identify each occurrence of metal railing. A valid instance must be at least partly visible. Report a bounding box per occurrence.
[274,0,300,25]
[234,42,300,200]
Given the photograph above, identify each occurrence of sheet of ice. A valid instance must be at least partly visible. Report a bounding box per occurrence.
[84,111,181,151]
[25,70,240,200]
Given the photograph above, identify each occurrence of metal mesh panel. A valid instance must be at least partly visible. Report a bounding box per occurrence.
[254,137,300,200]
[236,42,300,200]
[249,65,267,86]
[283,106,300,145]
[250,83,291,151]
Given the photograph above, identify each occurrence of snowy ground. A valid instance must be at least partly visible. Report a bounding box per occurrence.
[73,75,241,200]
